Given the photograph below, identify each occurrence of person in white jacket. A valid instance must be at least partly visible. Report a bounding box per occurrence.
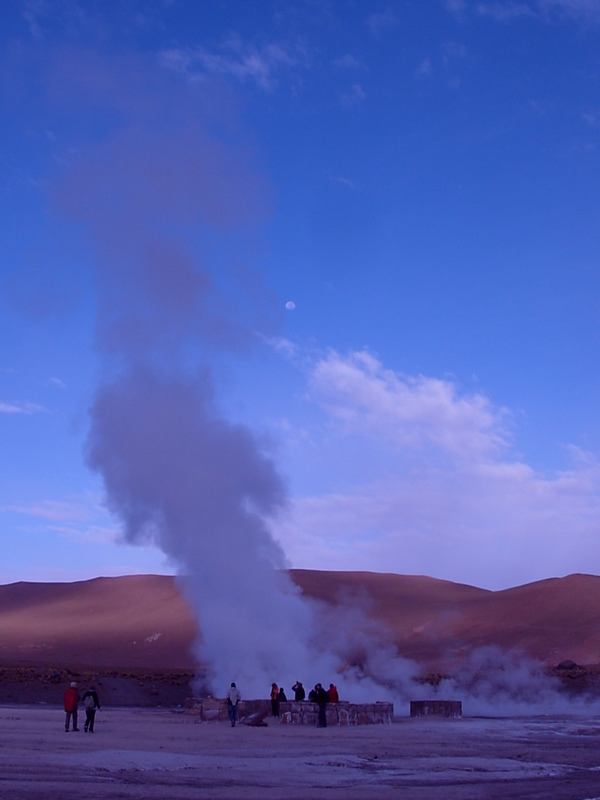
[226,682,241,727]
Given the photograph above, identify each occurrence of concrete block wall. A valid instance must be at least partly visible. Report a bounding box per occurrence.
[279,700,394,725]
[186,698,394,725]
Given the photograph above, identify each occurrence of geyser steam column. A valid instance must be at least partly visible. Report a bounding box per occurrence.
[66,65,344,698]
[86,368,332,696]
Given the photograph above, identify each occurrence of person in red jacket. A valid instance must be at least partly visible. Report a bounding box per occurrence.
[64,681,80,732]
[328,683,339,703]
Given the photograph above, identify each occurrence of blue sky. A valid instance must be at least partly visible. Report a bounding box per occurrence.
[1,0,599,590]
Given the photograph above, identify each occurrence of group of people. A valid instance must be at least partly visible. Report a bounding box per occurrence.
[63,681,101,733]
[226,679,340,729]
[271,681,339,727]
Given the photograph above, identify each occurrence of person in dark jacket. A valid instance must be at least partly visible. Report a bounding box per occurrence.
[292,681,306,701]
[270,683,280,717]
[277,687,287,703]
[63,682,80,732]
[81,685,101,733]
[315,683,329,728]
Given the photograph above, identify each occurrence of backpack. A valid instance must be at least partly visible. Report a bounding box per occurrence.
[84,694,95,710]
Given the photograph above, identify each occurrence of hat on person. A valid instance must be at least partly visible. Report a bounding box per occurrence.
[70,682,77,688]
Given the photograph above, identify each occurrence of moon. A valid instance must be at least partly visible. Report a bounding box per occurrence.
[285,301,296,310]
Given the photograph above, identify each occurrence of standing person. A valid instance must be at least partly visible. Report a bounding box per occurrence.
[315,683,329,728]
[226,682,241,727]
[81,685,101,733]
[270,683,279,717]
[277,687,287,703]
[328,683,339,703]
[63,681,80,732]
[292,681,305,701]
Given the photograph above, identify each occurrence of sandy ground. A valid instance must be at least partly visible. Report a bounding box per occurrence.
[2,706,600,799]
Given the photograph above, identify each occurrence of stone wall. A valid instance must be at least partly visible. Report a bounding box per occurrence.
[185,697,268,722]
[409,700,462,718]
[186,698,394,725]
[279,700,393,726]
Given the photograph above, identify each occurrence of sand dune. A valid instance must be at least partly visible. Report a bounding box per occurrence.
[1,570,599,672]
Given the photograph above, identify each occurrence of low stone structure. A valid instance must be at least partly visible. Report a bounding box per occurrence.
[410,700,462,718]
[279,700,393,725]
[186,698,394,725]
[185,697,269,722]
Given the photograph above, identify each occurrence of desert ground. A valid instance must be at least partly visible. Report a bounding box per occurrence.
[2,705,600,799]
[3,571,600,797]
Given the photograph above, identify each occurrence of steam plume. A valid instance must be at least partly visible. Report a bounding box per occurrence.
[50,52,346,696]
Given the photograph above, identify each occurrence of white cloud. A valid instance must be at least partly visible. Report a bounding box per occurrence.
[309,350,509,462]
[273,350,600,590]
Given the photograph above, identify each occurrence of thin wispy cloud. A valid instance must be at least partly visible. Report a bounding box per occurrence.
[367,11,401,35]
[332,54,361,70]
[477,2,536,20]
[262,335,299,360]
[1,495,121,543]
[21,0,93,39]
[446,0,468,12]
[540,0,600,21]
[415,58,433,79]
[582,108,600,126]
[2,498,92,522]
[330,175,358,190]
[340,83,366,107]
[47,377,66,389]
[161,36,302,91]
[465,0,600,22]
[44,523,120,544]
[0,401,46,415]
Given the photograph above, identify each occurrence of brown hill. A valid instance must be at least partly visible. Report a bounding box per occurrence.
[1,571,599,674]
[0,574,196,670]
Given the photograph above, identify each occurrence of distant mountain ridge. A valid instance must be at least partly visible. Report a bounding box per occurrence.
[1,571,599,671]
